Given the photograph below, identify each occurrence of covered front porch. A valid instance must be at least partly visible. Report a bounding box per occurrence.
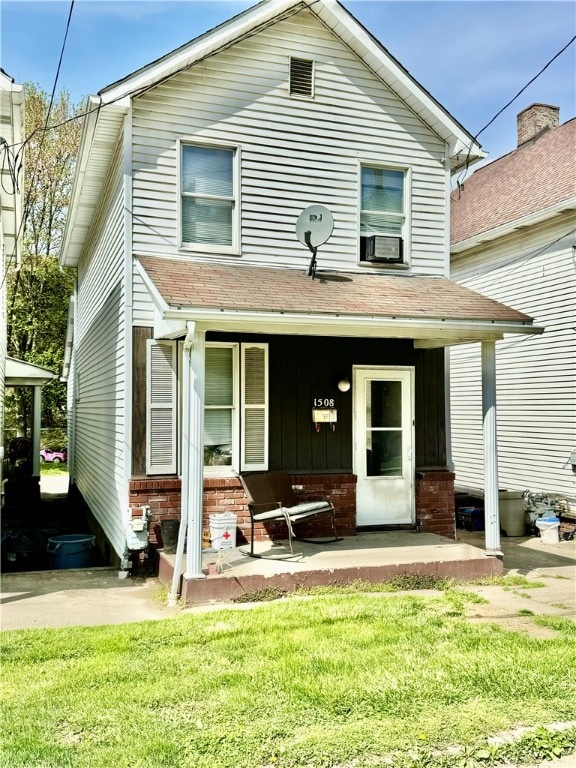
[157,529,502,605]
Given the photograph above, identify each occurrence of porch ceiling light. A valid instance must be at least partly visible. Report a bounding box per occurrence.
[338,378,351,393]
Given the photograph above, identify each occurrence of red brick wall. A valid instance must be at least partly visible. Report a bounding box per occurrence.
[128,473,357,549]
[129,469,455,549]
[415,469,456,538]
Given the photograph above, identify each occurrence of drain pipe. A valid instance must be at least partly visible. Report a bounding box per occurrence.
[168,321,194,607]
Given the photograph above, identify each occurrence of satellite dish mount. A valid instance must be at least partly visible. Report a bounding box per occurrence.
[295,205,334,279]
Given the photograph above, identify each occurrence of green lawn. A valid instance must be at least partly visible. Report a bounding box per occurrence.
[1,591,575,768]
[39,462,68,475]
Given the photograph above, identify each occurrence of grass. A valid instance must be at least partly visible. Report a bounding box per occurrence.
[39,462,68,476]
[1,592,575,768]
[470,574,545,589]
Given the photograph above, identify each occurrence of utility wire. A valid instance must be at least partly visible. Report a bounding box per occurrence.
[454,33,576,192]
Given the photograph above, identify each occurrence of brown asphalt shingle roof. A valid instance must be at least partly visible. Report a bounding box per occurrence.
[451,118,576,245]
[138,256,532,324]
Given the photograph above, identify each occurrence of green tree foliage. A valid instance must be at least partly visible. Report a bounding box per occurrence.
[6,84,84,439]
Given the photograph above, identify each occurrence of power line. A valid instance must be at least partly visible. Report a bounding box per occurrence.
[454,34,576,191]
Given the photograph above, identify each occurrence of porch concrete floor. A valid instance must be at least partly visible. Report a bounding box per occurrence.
[158,530,505,604]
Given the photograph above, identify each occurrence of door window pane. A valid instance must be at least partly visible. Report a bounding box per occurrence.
[366,380,401,428]
[366,431,402,477]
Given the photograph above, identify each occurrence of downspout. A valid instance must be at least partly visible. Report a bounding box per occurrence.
[444,143,455,471]
[122,109,134,548]
[168,321,206,604]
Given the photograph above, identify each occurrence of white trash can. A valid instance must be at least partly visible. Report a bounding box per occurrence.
[536,517,560,545]
[209,512,237,550]
[499,491,526,536]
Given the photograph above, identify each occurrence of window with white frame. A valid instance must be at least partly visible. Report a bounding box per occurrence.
[204,345,237,468]
[181,144,236,248]
[360,166,407,264]
[147,340,268,476]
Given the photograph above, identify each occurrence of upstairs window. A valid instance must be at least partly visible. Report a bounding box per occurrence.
[360,166,408,265]
[289,57,314,97]
[181,144,236,249]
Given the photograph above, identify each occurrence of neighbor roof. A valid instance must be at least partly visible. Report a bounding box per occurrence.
[451,118,576,247]
[137,256,534,330]
[6,357,58,386]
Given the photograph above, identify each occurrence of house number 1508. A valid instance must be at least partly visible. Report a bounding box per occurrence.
[313,398,335,407]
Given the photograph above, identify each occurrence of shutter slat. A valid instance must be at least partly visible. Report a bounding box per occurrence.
[147,340,177,475]
[242,344,268,470]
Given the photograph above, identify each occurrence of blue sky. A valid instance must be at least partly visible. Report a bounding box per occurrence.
[1,0,575,164]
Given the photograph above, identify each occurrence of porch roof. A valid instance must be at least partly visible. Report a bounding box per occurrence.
[137,256,540,344]
[5,357,58,386]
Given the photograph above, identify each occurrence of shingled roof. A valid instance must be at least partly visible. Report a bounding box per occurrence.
[451,118,576,246]
[138,256,532,326]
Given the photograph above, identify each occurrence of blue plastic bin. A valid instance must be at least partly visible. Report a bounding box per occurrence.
[47,534,95,569]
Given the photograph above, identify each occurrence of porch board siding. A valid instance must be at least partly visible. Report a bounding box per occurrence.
[415,348,446,468]
[450,215,576,497]
[209,332,445,472]
[131,8,447,276]
[73,144,128,561]
[132,327,152,475]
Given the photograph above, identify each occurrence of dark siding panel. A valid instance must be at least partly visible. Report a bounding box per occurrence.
[414,347,446,467]
[132,327,152,475]
[206,332,446,473]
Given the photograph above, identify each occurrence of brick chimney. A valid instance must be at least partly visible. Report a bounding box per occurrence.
[517,103,559,147]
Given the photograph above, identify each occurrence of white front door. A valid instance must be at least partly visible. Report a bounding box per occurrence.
[353,367,414,527]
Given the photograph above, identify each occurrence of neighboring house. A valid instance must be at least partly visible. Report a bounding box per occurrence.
[0,71,23,487]
[0,73,55,489]
[61,0,540,577]
[450,104,576,502]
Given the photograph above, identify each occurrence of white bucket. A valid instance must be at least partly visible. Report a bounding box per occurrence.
[536,518,560,545]
[209,512,237,550]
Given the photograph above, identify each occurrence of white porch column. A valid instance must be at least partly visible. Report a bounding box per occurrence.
[184,325,206,580]
[482,341,502,556]
[32,385,41,476]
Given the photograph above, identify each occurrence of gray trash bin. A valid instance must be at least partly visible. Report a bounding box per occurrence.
[499,491,525,536]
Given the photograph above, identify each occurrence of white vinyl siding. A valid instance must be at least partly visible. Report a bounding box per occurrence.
[73,143,128,559]
[131,8,446,275]
[147,340,178,474]
[450,214,576,499]
[242,343,268,470]
[132,265,155,326]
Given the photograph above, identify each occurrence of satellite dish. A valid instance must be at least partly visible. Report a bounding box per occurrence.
[295,205,334,249]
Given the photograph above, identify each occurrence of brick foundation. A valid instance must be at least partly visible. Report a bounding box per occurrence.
[128,468,455,552]
[128,473,357,550]
[415,469,456,539]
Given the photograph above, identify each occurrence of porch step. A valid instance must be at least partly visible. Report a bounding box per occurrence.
[157,531,501,606]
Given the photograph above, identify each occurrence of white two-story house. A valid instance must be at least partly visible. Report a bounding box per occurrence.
[61,0,540,579]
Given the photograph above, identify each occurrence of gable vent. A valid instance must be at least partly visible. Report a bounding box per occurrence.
[289,57,314,97]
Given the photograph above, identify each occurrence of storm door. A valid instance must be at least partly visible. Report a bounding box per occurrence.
[353,367,414,526]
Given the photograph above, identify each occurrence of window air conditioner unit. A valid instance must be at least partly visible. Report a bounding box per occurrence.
[361,235,403,264]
